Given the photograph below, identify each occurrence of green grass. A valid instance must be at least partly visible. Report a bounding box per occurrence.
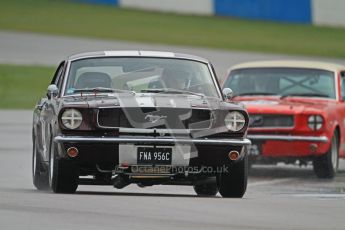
[1,0,345,58]
[0,64,54,109]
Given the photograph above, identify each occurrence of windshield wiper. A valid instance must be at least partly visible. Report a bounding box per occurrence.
[73,87,135,94]
[280,93,330,99]
[233,92,278,98]
[140,88,205,97]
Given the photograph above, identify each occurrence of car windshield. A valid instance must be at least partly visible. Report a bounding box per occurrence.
[224,68,336,99]
[64,57,219,98]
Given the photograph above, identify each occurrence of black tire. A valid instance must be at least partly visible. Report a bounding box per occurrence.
[217,155,248,198]
[247,157,254,170]
[49,142,78,194]
[193,182,218,197]
[313,132,339,179]
[32,136,49,190]
[245,146,255,170]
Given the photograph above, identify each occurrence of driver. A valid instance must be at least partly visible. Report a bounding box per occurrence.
[254,77,268,92]
[161,68,190,90]
[254,76,278,93]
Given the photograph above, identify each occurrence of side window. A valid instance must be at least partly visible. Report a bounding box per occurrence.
[51,61,66,92]
[341,72,345,101]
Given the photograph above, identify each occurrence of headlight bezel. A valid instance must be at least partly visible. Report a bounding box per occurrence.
[307,115,323,131]
[61,108,83,130]
[225,111,247,132]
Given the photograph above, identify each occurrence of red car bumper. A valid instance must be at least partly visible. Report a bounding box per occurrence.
[248,134,330,157]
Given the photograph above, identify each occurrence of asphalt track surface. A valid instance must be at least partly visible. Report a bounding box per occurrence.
[1,31,345,229]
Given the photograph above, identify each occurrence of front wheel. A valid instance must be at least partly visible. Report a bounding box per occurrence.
[49,143,78,193]
[32,136,49,190]
[313,133,339,179]
[217,155,248,198]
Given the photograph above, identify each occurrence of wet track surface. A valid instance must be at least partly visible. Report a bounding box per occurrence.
[0,110,345,230]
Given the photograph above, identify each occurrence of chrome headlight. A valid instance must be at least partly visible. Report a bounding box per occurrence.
[308,115,323,130]
[225,111,246,132]
[61,109,83,129]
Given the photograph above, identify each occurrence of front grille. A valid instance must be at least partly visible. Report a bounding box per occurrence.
[97,107,212,130]
[249,114,294,128]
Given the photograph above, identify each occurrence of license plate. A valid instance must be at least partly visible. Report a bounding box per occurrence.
[137,147,172,165]
[248,143,262,156]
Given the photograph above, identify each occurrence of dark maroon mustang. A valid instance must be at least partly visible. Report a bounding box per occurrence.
[32,51,250,197]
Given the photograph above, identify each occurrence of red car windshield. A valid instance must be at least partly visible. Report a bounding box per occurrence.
[225,68,336,99]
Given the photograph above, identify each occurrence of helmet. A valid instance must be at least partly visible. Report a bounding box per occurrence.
[161,68,190,90]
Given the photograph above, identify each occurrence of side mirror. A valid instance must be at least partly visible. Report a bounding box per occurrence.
[222,88,233,100]
[47,84,59,99]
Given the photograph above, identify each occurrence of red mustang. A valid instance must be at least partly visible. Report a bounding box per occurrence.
[223,61,345,178]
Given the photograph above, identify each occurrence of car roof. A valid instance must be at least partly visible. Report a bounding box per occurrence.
[67,50,209,63]
[230,60,345,73]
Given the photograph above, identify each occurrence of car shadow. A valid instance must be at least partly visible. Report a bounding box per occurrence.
[248,165,316,179]
[1,187,222,198]
[249,164,345,180]
[75,190,222,198]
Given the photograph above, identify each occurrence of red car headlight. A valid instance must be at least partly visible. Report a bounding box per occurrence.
[307,115,323,130]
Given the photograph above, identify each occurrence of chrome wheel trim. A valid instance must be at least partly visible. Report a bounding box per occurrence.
[33,140,37,177]
[331,136,338,171]
[49,150,54,187]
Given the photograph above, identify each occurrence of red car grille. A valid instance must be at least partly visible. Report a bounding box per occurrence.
[249,114,294,128]
[97,107,212,130]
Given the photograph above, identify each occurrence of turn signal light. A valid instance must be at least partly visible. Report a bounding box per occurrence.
[67,147,79,158]
[229,151,239,161]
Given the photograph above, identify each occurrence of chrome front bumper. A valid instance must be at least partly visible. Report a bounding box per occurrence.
[247,134,328,143]
[54,135,251,146]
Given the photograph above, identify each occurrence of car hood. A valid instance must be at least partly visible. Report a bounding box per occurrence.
[234,96,335,115]
[61,93,242,111]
